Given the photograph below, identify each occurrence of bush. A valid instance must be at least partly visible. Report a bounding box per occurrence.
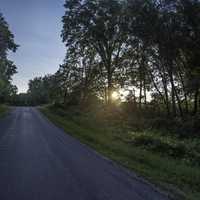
[130,132,200,166]
[178,116,200,137]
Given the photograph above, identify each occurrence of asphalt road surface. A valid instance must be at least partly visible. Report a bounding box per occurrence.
[0,107,170,200]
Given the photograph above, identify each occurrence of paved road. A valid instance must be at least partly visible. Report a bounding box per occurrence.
[0,107,170,200]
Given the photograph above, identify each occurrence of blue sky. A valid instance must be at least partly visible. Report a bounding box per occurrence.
[0,0,66,93]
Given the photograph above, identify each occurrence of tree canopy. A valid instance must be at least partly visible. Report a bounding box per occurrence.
[0,13,18,103]
[27,0,200,134]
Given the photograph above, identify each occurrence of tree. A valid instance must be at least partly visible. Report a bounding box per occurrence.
[28,75,54,105]
[0,13,18,103]
[62,0,128,104]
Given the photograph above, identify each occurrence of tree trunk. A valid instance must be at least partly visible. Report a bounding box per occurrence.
[178,69,189,114]
[107,69,113,105]
[174,86,184,118]
[193,88,199,115]
[161,74,171,116]
[168,68,177,117]
[143,78,147,105]
[63,90,68,105]
[104,87,108,104]
[139,79,142,110]
[148,70,170,114]
[184,92,189,114]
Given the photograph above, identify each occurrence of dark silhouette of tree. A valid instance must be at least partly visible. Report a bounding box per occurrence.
[0,13,18,103]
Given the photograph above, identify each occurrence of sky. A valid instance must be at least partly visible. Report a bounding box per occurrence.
[0,0,66,93]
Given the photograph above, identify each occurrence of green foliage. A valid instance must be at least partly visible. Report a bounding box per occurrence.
[28,0,200,121]
[62,0,129,103]
[0,13,18,58]
[41,105,200,200]
[0,104,8,118]
[129,132,200,166]
[25,1,200,199]
[0,13,18,103]
[27,75,56,105]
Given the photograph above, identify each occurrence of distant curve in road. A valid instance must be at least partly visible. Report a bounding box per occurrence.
[0,107,170,200]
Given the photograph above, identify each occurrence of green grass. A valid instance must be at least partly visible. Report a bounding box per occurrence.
[41,105,200,200]
[0,104,8,118]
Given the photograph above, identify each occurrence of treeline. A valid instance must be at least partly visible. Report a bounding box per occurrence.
[0,13,18,104]
[13,75,57,106]
[28,0,200,119]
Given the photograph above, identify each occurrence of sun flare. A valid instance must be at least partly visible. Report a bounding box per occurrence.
[111,91,119,100]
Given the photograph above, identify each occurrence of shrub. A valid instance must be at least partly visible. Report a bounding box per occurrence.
[130,132,200,165]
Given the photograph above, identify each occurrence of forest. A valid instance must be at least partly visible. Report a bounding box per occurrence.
[19,0,200,135]
[0,1,200,199]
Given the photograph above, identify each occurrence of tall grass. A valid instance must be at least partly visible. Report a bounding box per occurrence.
[0,104,8,117]
[41,105,200,200]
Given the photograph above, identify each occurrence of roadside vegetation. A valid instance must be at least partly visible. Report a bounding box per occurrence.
[18,1,200,199]
[24,0,200,136]
[1,1,200,199]
[0,104,8,118]
[0,13,18,105]
[42,104,200,200]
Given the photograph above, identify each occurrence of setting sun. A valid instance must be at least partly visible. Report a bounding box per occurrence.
[112,91,119,100]
[0,1,198,198]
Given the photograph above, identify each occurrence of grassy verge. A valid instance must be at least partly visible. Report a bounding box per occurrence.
[41,105,200,200]
[0,104,8,118]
